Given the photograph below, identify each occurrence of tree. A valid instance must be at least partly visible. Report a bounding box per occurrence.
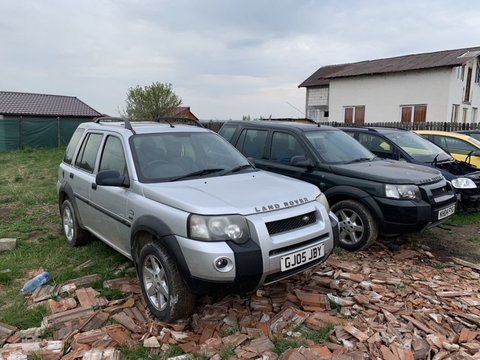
[123,82,182,121]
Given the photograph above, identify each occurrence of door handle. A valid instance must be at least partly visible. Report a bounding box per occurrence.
[69,173,74,179]
[91,183,97,190]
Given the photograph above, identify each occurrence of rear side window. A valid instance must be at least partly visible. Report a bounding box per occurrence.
[357,133,393,158]
[63,128,85,164]
[99,136,127,175]
[75,133,103,172]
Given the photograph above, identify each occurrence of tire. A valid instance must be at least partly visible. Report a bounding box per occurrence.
[61,199,89,246]
[331,199,378,251]
[138,242,195,321]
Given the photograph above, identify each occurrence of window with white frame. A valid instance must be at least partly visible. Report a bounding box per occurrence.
[451,104,459,122]
[401,105,427,123]
[344,106,365,124]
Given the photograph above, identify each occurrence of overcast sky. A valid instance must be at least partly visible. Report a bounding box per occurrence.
[1,1,479,120]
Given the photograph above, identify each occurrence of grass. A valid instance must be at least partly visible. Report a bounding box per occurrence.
[0,147,127,329]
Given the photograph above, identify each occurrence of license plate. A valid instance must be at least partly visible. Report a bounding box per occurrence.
[438,204,455,220]
[280,244,324,272]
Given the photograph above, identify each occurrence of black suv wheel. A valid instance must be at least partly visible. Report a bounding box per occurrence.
[331,200,378,251]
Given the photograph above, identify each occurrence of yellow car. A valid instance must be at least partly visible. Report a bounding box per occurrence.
[415,130,480,168]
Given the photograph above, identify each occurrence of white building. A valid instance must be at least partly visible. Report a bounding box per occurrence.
[299,47,480,124]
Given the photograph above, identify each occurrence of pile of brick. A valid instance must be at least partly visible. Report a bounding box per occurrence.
[2,246,480,359]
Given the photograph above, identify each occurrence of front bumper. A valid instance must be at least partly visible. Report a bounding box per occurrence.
[175,203,336,294]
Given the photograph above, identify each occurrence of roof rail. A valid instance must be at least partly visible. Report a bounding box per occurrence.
[94,116,135,134]
[153,117,205,128]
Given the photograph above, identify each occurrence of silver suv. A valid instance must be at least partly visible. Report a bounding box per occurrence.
[57,118,338,321]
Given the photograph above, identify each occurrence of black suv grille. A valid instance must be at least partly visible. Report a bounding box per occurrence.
[266,211,316,235]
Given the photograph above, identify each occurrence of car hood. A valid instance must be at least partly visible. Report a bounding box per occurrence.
[330,159,443,185]
[142,171,320,215]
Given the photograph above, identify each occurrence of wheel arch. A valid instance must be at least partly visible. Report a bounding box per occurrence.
[324,185,385,229]
[58,182,86,228]
[130,216,192,280]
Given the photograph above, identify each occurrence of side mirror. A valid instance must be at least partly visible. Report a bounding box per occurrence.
[96,170,130,187]
[291,155,312,167]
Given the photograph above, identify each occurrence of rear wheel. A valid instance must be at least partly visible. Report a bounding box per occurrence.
[138,242,195,321]
[61,199,89,246]
[332,199,378,251]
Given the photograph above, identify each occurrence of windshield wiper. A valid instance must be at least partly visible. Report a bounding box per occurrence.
[222,164,254,175]
[346,157,372,164]
[169,168,225,181]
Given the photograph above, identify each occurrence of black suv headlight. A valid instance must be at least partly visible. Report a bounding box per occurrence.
[188,214,250,244]
[385,184,421,201]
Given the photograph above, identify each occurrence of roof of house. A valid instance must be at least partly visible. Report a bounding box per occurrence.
[174,106,198,120]
[0,91,103,117]
[299,46,480,88]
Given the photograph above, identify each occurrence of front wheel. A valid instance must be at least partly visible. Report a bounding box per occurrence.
[138,242,195,321]
[331,199,378,251]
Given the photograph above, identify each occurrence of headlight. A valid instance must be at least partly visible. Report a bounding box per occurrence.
[385,184,421,201]
[316,193,330,212]
[188,214,250,244]
[451,177,477,189]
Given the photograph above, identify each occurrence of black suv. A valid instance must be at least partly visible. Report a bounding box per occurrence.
[219,121,456,250]
[342,127,480,212]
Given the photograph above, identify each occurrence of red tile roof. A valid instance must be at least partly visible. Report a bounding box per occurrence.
[299,46,480,88]
[0,91,102,117]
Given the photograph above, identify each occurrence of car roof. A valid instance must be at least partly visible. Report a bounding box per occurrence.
[223,120,337,132]
[456,130,480,134]
[340,126,409,135]
[414,130,472,139]
[79,119,210,136]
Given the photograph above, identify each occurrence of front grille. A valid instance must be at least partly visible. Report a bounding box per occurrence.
[431,184,452,199]
[265,211,316,235]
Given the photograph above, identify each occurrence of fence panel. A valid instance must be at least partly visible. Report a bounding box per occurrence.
[0,118,20,151]
[23,117,58,149]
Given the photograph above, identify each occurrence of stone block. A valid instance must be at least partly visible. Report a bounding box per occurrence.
[0,238,16,252]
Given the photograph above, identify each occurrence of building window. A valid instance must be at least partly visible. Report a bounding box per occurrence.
[401,105,426,123]
[344,106,365,124]
[451,104,459,122]
[473,108,478,123]
[475,64,480,84]
[457,65,465,80]
[464,67,473,102]
[462,108,468,123]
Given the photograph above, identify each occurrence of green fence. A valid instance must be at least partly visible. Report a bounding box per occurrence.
[0,116,93,151]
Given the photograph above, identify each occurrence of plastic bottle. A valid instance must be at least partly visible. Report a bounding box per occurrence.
[20,272,51,294]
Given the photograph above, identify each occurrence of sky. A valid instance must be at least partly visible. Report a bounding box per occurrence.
[1,1,480,120]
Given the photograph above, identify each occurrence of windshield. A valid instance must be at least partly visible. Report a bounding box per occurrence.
[305,130,375,164]
[131,132,253,182]
[384,131,453,163]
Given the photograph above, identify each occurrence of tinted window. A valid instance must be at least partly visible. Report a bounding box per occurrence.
[270,132,306,164]
[75,133,103,172]
[240,129,268,158]
[99,136,127,175]
[64,128,85,164]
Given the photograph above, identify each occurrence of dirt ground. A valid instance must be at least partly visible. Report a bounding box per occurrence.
[378,222,480,263]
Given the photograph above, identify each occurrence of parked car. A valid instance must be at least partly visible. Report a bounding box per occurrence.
[455,130,480,142]
[342,127,480,212]
[415,130,480,168]
[218,121,456,251]
[57,117,338,321]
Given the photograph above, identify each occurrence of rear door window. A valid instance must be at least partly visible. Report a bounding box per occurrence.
[75,133,103,173]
